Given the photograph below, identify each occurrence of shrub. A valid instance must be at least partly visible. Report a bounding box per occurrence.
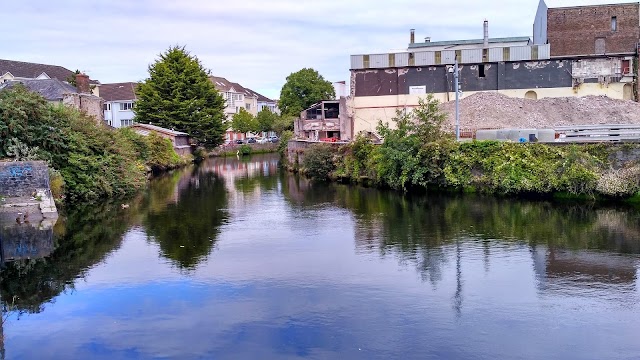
[303,143,336,180]
[238,144,252,156]
[596,166,640,197]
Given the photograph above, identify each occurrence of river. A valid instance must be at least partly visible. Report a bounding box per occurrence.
[1,154,639,360]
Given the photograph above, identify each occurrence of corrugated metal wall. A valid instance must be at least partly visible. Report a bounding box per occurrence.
[351,44,552,69]
[415,51,435,66]
[462,49,483,63]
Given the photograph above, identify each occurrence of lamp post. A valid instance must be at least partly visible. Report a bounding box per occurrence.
[454,58,460,141]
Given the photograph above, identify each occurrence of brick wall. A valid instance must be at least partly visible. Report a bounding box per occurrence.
[0,161,49,197]
[547,3,640,56]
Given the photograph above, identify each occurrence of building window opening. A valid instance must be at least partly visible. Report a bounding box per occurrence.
[611,16,617,31]
[479,64,486,78]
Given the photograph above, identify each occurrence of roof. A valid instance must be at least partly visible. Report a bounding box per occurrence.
[408,36,531,49]
[544,0,639,9]
[130,123,188,137]
[0,79,78,101]
[245,88,274,103]
[209,76,236,92]
[0,59,77,82]
[100,82,138,102]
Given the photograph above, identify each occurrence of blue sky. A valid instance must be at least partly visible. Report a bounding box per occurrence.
[1,0,618,99]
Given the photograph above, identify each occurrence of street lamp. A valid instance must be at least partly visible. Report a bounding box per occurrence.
[454,58,460,141]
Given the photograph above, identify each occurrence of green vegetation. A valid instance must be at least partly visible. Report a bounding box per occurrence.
[291,94,640,201]
[135,46,226,148]
[231,108,257,134]
[256,108,278,134]
[238,144,252,156]
[279,68,335,116]
[0,85,187,203]
[302,143,336,180]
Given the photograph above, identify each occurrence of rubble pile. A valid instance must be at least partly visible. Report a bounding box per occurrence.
[440,92,640,130]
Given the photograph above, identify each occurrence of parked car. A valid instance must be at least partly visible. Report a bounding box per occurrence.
[247,137,257,144]
[256,137,270,144]
[235,139,244,144]
[269,136,279,143]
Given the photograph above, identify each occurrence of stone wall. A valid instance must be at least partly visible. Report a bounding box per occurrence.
[62,93,105,122]
[286,140,343,166]
[0,161,49,197]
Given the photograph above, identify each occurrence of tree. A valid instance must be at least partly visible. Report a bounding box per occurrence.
[231,108,257,134]
[279,68,335,116]
[256,108,278,133]
[273,114,295,134]
[135,46,226,148]
[66,69,81,87]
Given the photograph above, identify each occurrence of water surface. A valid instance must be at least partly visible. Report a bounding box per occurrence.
[1,154,639,360]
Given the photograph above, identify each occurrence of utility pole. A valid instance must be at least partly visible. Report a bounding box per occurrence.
[454,58,460,141]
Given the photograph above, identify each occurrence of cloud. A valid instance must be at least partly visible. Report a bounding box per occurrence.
[0,0,620,99]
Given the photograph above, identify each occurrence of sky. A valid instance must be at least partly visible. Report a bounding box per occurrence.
[1,0,622,99]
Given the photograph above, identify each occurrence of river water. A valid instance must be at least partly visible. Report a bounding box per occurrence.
[1,154,640,360]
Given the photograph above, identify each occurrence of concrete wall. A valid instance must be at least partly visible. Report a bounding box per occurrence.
[0,161,49,197]
[547,3,640,56]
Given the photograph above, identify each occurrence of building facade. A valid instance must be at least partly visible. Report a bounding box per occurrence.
[100,82,137,128]
[535,1,640,56]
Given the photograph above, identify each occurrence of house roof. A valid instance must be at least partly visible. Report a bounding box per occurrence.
[544,0,639,9]
[209,76,236,92]
[408,36,531,49]
[100,82,138,102]
[245,88,274,103]
[130,123,188,137]
[0,59,77,81]
[0,79,78,101]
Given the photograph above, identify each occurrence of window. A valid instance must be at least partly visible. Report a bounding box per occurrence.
[120,102,133,111]
[103,103,111,111]
[478,64,486,78]
[246,103,251,111]
[236,106,240,113]
[611,16,617,31]
[121,119,134,127]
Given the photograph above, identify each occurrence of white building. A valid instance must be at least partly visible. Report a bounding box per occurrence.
[100,82,137,128]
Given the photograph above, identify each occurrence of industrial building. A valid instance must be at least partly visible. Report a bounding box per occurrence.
[326,1,640,141]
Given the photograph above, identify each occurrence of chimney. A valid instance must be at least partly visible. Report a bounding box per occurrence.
[483,20,489,48]
[410,29,415,44]
[76,73,90,94]
[425,37,431,43]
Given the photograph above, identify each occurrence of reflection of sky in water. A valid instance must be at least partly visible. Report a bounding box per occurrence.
[3,155,640,360]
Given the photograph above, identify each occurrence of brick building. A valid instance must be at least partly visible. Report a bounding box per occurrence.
[534,1,640,57]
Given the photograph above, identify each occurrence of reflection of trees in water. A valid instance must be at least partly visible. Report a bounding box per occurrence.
[143,170,229,270]
[0,201,137,314]
[282,179,640,287]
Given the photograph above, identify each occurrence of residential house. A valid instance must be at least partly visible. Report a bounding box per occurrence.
[129,123,192,156]
[209,76,260,142]
[0,74,104,122]
[100,82,138,128]
[0,58,101,95]
[246,88,279,114]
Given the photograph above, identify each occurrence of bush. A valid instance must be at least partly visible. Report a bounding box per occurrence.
[596,165,640,197]
[238,144,252,156]
[303,143,336,180]
[0,86,185,203]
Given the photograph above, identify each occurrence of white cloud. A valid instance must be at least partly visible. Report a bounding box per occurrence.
[0,0,624,98]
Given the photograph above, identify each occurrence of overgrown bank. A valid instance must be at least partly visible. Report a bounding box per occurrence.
[0,86,189,204]
[285,95,640,202]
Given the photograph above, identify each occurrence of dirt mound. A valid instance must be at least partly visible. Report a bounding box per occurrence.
[440,92,640,130]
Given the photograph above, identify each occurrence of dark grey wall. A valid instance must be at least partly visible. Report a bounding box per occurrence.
[353,60,573,97]
[0,161,49,197]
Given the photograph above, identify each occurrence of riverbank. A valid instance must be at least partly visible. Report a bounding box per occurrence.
[209,143,279,157]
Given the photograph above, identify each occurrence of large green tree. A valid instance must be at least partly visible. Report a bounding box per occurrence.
[231,108,257,134]
[256,108,278,133]
[135,46,226,148]
[279,68,335,116]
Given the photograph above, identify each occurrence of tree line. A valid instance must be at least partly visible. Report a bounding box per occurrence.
[135,46,335,147]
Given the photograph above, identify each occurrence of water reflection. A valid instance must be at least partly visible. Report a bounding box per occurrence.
[0,154,639,359]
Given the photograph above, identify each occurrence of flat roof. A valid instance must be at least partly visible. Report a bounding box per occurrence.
[408,36,531,49]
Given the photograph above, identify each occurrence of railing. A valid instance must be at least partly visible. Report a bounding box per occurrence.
[556,124,640,142]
